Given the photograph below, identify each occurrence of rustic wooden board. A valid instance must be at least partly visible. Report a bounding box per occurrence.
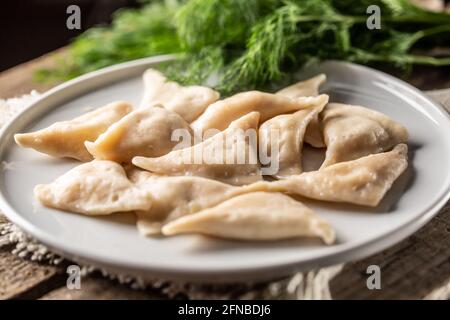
[0,214,9,225]
[0,249,63,300]
[0,51,449,299]
[40,277,163,300]
[331,203,450,299]
[0,48,65,99]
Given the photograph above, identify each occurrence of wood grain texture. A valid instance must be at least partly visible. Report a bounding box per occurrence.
[0,54,449,300]
[0,249,63,299]
[428,88,450,110]
[0,214,9,224]
[330,204,450,299]
[40,277,163,300]
[0,48,66,99]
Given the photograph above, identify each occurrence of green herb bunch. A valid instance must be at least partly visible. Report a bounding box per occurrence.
[37,0,450,94]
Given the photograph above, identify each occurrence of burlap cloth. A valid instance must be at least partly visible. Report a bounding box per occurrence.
[1,89,449,299]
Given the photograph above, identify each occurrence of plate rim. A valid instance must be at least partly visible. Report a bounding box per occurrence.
[1,56,450,282]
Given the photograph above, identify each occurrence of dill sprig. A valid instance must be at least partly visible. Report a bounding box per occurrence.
[35,0,182,81]
[176,0,266,50]
[36,0,450,95]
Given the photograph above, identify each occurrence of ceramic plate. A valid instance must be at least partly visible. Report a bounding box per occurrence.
[1,56,450,282]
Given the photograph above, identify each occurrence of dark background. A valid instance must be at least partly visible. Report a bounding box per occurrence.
[0,0,139,72]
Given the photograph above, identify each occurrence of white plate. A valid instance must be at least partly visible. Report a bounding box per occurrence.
[1,56,450,282]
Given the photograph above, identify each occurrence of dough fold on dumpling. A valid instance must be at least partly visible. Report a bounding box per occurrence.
[276,74,327,148]
[161,192,335,244]
[85,105,193,163]
[34,161,152,215]
[259,105,324,178]
[276,74,326,98]
[132,112,262,186]
[140,69,219,122]
[191,91,329,133]
[15,101,132,161]
[272,144,408,207]
[129,169,271,235]
[320,103,408,168]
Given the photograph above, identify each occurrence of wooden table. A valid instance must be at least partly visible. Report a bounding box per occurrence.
[0,51,449,299]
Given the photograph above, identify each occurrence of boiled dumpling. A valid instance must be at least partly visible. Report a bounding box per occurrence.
[34,161,152,215]
[191,91,329,133]
[85,105,193,163]
[140,69,219,122]
[303,116,325,148]
[259,105,324,177]
[276,74,326,98]
[129,169,270,235]
[272,144,408,207]
[15,101,132,161]
[276,74,327,148]
[132,112,262,186]
[162,192,335,244]
[134,174,236,236]
[320,103,408,168]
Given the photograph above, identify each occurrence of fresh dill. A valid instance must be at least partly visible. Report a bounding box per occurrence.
[36,0,450,95]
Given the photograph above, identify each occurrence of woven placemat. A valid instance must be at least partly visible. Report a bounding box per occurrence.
[1,89,449,299]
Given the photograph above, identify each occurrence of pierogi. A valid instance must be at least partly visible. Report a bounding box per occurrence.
[320,103,408,168]
[276,74,327,148]
[162,192,335,244]
[34,161,152,215]
[259,105,324,177]
[25,70,412,246]
[129,169,271,235]
[85,105,193,163]
[191,91,329,133]
[15,101,132,161]
[276,74,326,99]
[272,144,408,207]
[140,69,219,122]
[132,112,262,186]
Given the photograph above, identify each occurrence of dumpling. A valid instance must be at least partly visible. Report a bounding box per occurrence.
[320,103,409,168]
[272,144,408,207]
[129,169,270,235]
[161,192,335,244]
[140,69,219,122]
[34,161,152,215]
[276,74,326,98]
[303,115,326,148]
[85,105,193,163]
[276,74,327,148]
[15,101,132,161]
[134,174,235,236]
[259,105,324,178]
[191,91,329,133]
[132,112,262,186]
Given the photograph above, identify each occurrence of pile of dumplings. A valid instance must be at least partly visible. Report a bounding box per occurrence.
[14,69,409,246]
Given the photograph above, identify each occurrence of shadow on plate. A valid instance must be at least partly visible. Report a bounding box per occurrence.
[184,234,335,255]
[94,212,136,226]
